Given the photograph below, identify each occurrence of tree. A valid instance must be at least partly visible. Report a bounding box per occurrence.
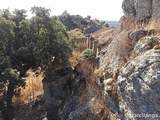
[0,9,12,20]
[30,6,51,18]
[0,7,75,119]
[12,9,27,25]
[0,9,35,120]
[30,7,73,81]
[0,16,26,120]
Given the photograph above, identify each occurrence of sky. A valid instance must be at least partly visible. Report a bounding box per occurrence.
[0,0,124,21]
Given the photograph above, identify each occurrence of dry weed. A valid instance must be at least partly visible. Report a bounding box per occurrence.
[13,69,44,106]
[69,51,81,67]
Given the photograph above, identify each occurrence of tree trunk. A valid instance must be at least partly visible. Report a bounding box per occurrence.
[2,81,15,120]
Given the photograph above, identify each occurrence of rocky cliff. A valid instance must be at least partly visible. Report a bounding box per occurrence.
[93,0,160,119]
[100,0,160,119]
[42,0,160,120]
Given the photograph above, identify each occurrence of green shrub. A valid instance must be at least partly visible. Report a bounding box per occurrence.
[80,49,93,60]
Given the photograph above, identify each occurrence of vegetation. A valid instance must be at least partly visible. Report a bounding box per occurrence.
[79,49,93,60]
[0,7,111,120]
[68,28,85,39]
[59,11,108,35]
[0,7,75,120]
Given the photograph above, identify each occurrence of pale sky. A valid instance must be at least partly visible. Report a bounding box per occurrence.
[0,0,124,21]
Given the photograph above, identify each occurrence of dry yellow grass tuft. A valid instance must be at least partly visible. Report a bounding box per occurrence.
[69,51,81,67]
[13,69,44,106]
[153,45,160,49]
[109,112,119,120]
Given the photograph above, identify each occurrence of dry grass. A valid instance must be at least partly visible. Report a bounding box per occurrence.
[77,58,97,81]
[89,97,109,119]
[70,52,101,102]
[109,30,136,67]
[116,16,160,66]
[84,66,120,120]
[91,27,115,43]
[119,16,160,32]
[109,112,119,120]
[119,17,137,31]
[145,16,160,30]
[74,58,100,96]
[69,51,81,67]
[69,51,100,109]
[74,58,110,119]
[13,69,44,106]
[120,16,160,35]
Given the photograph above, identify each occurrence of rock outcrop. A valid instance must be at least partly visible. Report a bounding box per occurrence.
[122,0,160,20]
[99,0,160,71]
[98,0,160,120]
[152,0,160,17]
[118,50,160,120]
[132,36,160,56]
[114,1,160,119]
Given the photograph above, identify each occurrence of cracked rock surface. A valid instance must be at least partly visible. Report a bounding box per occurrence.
[122,0,160,20]
[118,50,160,120]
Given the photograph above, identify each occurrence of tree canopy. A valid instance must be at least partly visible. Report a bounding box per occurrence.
[0,6,75,120]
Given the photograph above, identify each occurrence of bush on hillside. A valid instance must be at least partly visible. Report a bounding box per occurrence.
[79,49,93,60]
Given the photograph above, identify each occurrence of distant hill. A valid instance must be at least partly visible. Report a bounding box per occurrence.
[101,20,119,27]
[58,11,109,35]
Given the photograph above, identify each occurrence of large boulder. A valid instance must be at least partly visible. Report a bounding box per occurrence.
[118,50,160,120]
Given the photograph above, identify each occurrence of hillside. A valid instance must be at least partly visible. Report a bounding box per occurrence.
[101,20,118,27]
[59,11,109,35]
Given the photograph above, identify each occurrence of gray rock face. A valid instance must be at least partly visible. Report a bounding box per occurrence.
[129,29,147,41]
[135,0,152,20]
[132,36,160,55]
[122,0,152,20]
[122,0,160,20]
[122,0,136,17]
[152,0,160,17]
[60,96,103,120]
[118,50,160,120]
